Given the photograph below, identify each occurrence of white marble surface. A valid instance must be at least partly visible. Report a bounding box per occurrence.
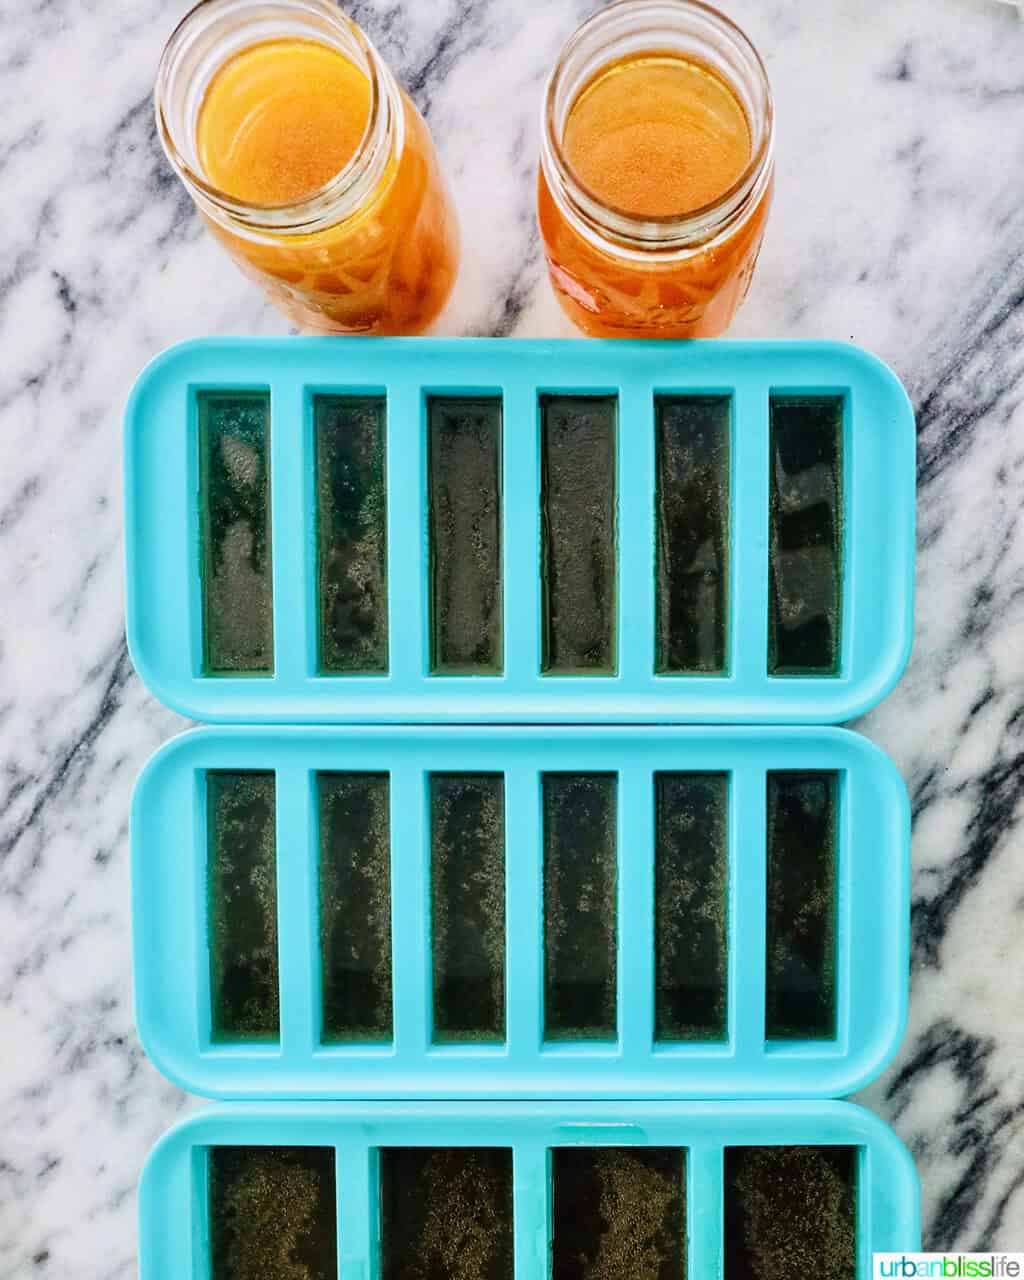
[2,0,1024,1271]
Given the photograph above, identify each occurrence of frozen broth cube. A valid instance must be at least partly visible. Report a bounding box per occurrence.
[765,771,838,1040]
[543,772,617,1039]
[428,397,503,674]
[199,392,274,674]
[768,396,844,675]
[318,772,392,1041]
[551,1147,687,1280]
[540,395,618,674]
[724,1146,856,1280]
[430,773,506,1042]
[315,395,388,673]
[209,1145,337,1280]
[655,395,731,674]
[207,771,279,1041]
[381,1148,514,1280]
[654,772,729,1040]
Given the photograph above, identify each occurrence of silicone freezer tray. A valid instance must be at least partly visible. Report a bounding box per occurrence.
[131,725,909,1100]
[124,337,915,724]
[138,1100,921,1280]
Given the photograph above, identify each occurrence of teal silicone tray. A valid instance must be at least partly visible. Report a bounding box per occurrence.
[124,337,915,724]
[131,725,909,1100]
[138,1100,921,1279]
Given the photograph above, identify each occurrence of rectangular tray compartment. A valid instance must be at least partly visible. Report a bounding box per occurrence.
[138,1101,921,1280]
[131,725,909,1100]
[124,337,915,724]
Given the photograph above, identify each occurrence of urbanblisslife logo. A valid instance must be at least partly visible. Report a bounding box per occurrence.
[874,1257,1024,1278]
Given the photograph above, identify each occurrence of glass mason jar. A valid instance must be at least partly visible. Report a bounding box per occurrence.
[156,0,460,335]
[538,0,774,339]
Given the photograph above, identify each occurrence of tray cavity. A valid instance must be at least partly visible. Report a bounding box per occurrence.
[208,770,279,1041]
[543,772,618,1041]
[381,1147,514,1280]
[765,771,838,1040]
[428,397,504,675]
[540,395,618,676]
[552,1146,686,1280]
[724,1145,857,1280]
[209,1145,337,1280]
[430,773,507,1043]
[315,395,389,675]
[655,395,731,675]
[318,772,393,1042]
[654,772,730,1042]
[768,396,844,676]
[199,392,274,675]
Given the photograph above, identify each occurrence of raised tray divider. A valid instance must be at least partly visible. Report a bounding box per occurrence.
[382,381,424,687]
[389,761,431,1058]
[268,380,313,685]
[618,762,656,1060]
[513,1140,551,1280]
[274,764,318,1061]
[505,763,543,1064]
[618,380,657,684]
[335,1139,376,1280]
[688,1143,725,1280]
[502,379,543,689]
[731,380,771,685]
[730,762,768,1062]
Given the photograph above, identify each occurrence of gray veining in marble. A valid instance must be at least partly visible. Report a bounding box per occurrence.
[3,0,1024,1272]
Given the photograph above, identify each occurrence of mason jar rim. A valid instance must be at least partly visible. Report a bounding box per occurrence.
[540,0,775,258]
[155,0,401,235]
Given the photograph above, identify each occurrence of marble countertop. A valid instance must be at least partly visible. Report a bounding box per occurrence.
[4,0,1024,1271]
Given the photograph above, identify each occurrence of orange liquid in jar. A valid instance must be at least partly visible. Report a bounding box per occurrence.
[198,40,372,205]
[195,38,459,335]
[539,52,772,338]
